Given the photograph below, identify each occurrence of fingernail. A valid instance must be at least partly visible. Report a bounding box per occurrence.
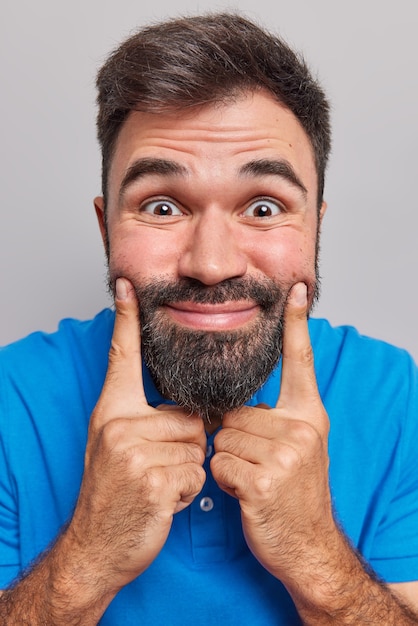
[115,277,128,301]
[292,283,307,306]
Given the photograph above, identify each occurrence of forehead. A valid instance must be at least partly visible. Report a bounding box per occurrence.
[108,90,318,202]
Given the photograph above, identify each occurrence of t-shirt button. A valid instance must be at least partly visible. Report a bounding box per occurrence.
[206,444,213,458]
[200,496,214,512]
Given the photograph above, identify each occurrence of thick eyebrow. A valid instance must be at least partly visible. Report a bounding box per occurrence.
[118,156,307,204]
[239,159,307,197]
[119,158,188,203]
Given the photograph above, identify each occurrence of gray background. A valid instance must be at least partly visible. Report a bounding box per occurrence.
[1,0,417,359]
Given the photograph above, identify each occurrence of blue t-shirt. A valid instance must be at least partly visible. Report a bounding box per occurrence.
[1,309,418,625]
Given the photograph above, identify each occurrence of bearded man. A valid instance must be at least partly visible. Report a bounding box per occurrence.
[1,13,418,625]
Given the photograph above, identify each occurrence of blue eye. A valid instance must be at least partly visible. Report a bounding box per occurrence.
[141,200,183,216]
[243,199,282,218]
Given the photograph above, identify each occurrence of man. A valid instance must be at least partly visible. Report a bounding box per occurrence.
[0,12,417,624]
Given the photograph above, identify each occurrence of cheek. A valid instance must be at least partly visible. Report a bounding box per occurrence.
[251,231,317,284]
[107,227,180,284]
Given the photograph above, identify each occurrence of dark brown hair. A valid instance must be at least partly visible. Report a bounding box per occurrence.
[96,13,331,207]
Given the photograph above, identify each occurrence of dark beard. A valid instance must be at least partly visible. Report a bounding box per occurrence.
[132,277,290,423]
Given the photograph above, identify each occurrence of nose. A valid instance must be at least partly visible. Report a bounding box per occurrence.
[178,211,247,285]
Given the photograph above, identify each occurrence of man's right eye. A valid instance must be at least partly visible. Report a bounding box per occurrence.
[141,199,183,216]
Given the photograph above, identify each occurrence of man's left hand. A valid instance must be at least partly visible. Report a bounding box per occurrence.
[211,282,335,587]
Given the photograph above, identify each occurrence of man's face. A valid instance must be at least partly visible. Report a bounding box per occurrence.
[95,90,326,425]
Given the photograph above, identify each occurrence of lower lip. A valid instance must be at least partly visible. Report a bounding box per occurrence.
[164,305,260,331]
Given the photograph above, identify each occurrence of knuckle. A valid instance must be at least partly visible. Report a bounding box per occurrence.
[189,464,207,491]
[209,452,227,481]
[213,428,228,449]
[300,344,314,367]
[215,426,243,452]
[98,420,148,471]
[146,467,164,490]
[275,444,303,472]
[209,451,221,473]
[141,471,169,508]
[282,345,314,368]
[273,421,325,471]
[288,419,324,455]
[145,467,172,501]
[100,417,129,448]
[178,442,205,465]
[108,339,130,365]
[192,444,206,465]
[181,462,206,488]
[161,411,197,434]
[291,419,317,444]
[146,464,206,507]
[251,470,275,498]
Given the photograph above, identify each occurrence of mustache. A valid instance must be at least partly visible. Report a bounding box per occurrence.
[126,276,285,309]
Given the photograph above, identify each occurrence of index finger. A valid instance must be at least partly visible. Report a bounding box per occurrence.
[103,277,148,410]
[277,282,319,410]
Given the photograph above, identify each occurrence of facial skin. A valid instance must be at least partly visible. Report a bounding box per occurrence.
[95,90,326,430]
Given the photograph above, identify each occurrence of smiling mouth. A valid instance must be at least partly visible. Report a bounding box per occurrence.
[163,300,260,331]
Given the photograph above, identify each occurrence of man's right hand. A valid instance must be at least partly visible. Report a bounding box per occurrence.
[0,277,206,625]
[67,277,207,593]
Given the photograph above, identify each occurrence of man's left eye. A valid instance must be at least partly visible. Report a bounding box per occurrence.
[242,199,282,218]
[141,199,183,216]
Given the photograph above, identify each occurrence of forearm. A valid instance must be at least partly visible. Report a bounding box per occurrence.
[0,529,116,625]
[286,532,418,625]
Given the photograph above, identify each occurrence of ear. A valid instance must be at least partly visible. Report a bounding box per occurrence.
[94,196,107,246]
[319,200,327,225]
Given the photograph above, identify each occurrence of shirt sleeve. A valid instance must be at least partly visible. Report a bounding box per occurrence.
[0,359,21,588]
[369,356,418,583]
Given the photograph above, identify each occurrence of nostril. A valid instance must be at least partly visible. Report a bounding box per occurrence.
[178,253,247,286]
[178,226,247,285]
